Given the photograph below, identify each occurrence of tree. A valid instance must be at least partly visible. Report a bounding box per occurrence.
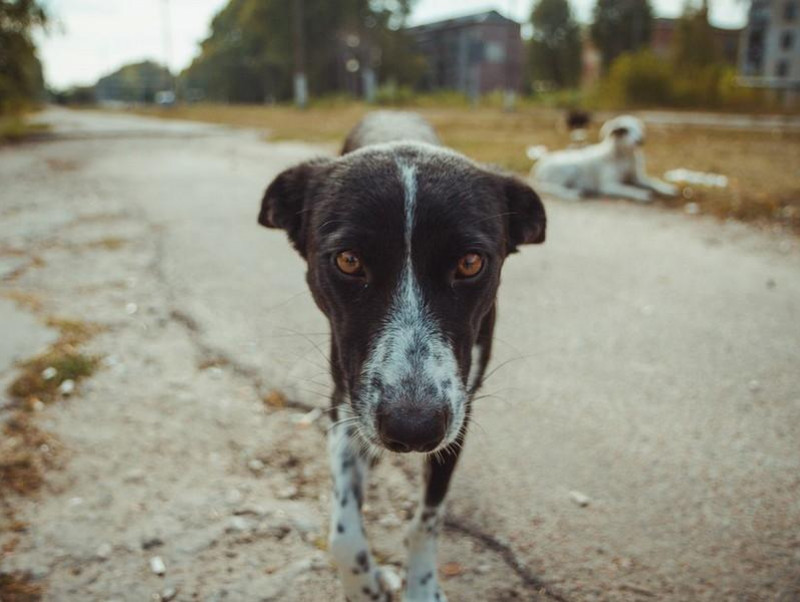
[671,0,721,69]
[182,0,420,103]
[590,0,653,71]
[527,0,582,88]
[0,0,48,113]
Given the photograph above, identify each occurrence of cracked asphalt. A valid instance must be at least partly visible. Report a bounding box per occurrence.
[1,108,799,601]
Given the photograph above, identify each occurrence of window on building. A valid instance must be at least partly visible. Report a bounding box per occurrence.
[785,1,798,21]
[776,59,789,78]
[484,42,506,63]
[782,30,794,49]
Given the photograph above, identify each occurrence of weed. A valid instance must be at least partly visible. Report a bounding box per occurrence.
[7,348,98,404]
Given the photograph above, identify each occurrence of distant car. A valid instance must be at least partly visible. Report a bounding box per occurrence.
[155,90,176,106]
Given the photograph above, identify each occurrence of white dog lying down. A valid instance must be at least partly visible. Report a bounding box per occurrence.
[531,115,678,203]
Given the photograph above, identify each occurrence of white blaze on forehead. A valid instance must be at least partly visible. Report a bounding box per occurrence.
[358,159,466,446]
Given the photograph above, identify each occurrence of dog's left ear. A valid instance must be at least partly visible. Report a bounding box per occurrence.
[502,175,546,253]
[258,158,331,257]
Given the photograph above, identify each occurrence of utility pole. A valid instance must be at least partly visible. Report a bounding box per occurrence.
[293,0,308,108]
[161,0,174,94]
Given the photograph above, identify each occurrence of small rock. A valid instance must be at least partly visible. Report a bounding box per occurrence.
[96,543,112,560]
[160,587,178,602]
[475,564,491,574]
[226,516,249,533]
[32,400,45,412]
[125,302,138,315]
[208,367,223,380]
[41,367,57,380]
[766,278,776,290]
[569,490,591,507]
[247,458,265,472]
[68,496,84,507]
[748,380,761,392]
[684,202,700,215]
[150,556,166,576]
[59,379,75,395]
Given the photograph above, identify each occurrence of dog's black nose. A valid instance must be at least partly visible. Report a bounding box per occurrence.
[377,404,451,453]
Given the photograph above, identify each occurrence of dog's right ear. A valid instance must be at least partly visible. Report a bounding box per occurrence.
[258,158,331,257]
[600,120,629,140]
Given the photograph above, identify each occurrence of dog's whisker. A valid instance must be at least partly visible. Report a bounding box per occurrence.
[259,289,312,314]
[479,351,544,384]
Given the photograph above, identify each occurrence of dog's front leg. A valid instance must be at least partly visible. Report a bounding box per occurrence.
[599,181,654,203]
[638,175,679,197]
[633,153,678,196]
[329,412,399,601]
[402,440,464,602]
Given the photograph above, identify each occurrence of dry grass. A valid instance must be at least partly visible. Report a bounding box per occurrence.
[0,317,99,537]
[82,236,128,251]
[0,291,43,313]
[0,571,44,602]
[0,413,61,497]
[137,103,800,233]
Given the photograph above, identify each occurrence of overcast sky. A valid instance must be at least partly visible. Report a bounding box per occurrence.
[37,0,749,89]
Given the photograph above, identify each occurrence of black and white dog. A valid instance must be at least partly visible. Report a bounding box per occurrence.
[258,111,546,601]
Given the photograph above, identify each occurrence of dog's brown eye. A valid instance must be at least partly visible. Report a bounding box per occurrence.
[335,251,363,276]
[456,253,483,278]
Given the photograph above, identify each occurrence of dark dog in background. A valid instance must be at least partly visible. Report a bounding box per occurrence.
[258,111,546,601]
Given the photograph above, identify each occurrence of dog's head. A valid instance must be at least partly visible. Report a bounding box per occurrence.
[600,115,646,150]
[259,143,545,454]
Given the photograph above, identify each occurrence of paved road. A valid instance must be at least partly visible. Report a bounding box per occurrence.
[3,108,799,601]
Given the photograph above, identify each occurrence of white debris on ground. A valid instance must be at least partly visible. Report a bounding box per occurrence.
[149,556,166,576]
[664,168,729,188]
[569,490,591,507]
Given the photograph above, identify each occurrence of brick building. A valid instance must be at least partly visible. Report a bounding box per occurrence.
[406,10,524,98]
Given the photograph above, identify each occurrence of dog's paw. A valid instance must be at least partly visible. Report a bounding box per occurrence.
[660,184,679,197]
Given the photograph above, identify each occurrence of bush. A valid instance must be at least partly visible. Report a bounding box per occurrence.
[591,50,782,111]
[374,82,416,106]
[593,51,673,107]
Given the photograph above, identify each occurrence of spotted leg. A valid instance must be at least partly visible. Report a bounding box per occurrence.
[401,442,464,602]
[329,409,400,601]
[402,323,491,602]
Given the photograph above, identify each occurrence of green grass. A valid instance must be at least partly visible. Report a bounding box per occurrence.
[0,115,49,144]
